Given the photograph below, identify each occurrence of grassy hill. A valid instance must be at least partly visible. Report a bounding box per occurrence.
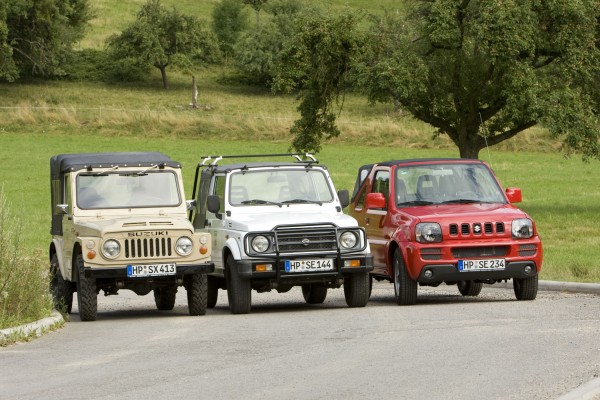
[0,0,598,284]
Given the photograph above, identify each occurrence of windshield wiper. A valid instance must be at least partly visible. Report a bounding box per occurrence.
[440,199,498,204]
[398,200,436,206]
[240,199,282,207]
[281,198,323,206]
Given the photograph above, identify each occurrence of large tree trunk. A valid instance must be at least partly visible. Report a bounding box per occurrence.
[154,63,170,90]
[454,123,484,159]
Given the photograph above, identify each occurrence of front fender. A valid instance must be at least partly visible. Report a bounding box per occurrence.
[224,237,243,261]
[50,238,70,280]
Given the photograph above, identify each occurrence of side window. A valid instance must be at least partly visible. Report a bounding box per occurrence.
[372,170,390,206]
[355,188,367,209]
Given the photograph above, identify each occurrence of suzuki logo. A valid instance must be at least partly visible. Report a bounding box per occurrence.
[301,238,310,246]
[473,224,481,233]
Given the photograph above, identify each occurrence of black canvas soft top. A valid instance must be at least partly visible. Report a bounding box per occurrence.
[50,152,180,179]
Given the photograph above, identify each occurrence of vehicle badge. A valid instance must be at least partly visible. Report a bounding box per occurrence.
[301,238,310,246]
[474,224,481,233]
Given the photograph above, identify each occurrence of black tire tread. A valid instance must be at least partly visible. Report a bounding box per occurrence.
[343,272,369,307]
[187,273,208,316]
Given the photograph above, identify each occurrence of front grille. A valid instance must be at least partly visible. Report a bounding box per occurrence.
[275,227,337,253]
[519,244,537,257]
[421,247,442,260]
[449,222,506,236]
[452,246,508,258]
[124,238,172,259]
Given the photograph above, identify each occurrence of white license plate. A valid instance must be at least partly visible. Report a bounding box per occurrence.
[458,259,505,272]
[127,263,176,277]
[285,259,334,273]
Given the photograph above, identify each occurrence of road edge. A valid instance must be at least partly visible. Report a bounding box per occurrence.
[0,310,64,344]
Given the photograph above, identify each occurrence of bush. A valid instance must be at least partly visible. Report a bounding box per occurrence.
[0,188,53,330]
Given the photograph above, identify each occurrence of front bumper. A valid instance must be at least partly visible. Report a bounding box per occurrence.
[233,255,373,284]
[84,262,215,279]
[416,261,538,283]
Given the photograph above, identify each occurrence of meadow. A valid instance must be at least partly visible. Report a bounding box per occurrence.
[0,0,599,291]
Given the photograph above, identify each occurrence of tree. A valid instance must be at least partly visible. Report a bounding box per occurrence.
[276,1,600,160]
[107,0,220,89]
[273,10,363,153]
[243,0,269,29]
[212,0,249,61]
[0,0,91,82]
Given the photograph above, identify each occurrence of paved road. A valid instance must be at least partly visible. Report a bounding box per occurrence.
[1,282,599,400]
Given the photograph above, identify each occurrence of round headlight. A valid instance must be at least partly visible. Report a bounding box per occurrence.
[512,218,533,239]
[176,236,193,256]
[340,231,358,249]
[251,235,270,253]
[102,239,121,258]
[415,223,442,243]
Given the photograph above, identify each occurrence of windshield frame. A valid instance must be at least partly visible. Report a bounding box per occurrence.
[394,162,507,207]
[227,168,335,207]
[75,170,182,210]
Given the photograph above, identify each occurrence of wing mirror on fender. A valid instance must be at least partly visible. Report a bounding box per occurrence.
[505,187,522,203]
[337,189,349,208]
[365,192,386,209]
[207,195,221,214]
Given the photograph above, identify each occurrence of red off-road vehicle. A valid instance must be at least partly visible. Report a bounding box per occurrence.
[349,158,543,304]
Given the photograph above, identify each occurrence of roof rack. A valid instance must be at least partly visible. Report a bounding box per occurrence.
[198,153,318,166]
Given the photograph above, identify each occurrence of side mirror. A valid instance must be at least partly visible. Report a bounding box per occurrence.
[337,189,350,208]
[206,195,221,214]
[505,187,522,203]
[56,204,68,215]
[185,199,196,211]
[365,192,386,209]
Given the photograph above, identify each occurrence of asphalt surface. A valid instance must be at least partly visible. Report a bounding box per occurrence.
[0,281,600,400]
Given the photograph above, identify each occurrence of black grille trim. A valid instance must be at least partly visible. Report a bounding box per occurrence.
[124,237,172,259]
[452,246,508,258]
[449,222,506,236]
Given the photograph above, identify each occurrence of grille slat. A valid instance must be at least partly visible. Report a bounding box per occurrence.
[124,237,172,259]
[449,222,506,236]
[452,246,508,258]
[275,228,338,253]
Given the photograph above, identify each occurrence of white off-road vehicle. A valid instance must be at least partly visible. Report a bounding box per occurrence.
[188,154,373,314]
[49,152,213,321]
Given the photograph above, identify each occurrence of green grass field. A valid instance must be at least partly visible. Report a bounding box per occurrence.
[0,0,599,286]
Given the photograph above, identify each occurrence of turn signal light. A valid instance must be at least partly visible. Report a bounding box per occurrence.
[199,246,208,255]
[87,250,96,260]
[344,260,361,267]
[255,264,273,272]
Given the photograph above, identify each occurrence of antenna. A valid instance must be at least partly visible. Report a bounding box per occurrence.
[479,112,493,168]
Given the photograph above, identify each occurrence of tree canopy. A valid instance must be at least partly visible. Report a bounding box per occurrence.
[0,0,91,82]
[107,0,220,89]
[275,0,600,159]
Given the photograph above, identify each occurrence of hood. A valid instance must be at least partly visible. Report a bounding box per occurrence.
[223,208,359,232]
[74,216,194,237]
[398,203,528,223]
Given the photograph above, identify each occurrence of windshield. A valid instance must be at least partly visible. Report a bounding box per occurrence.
[395,163,506,206]
[76,171,181,209]
[228,169,334,206]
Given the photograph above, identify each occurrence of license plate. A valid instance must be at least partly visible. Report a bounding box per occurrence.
[127,263,176,277]
[285,259,334,273]
[458,259,505,272]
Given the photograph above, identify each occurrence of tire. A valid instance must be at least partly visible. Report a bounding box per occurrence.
[187,273,207,316]
[207,275,218,309]
[343,272,369,307]
[513,275,538,300]
[301,284,328,304]
[50,254,73,313]
[393,249,417,305]
[153,286,177,311]
[226,255,251,314]
[76,254,97,321]
[457,280,483,296]
[368,274,373,300]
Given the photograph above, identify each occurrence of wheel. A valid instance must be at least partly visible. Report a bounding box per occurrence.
[76,254,97,321]
[513,275,538,300]
[368,274,373,300]
[50,254,73,313]
[207,275,218,309]
[343,272,369,307]
[153,286,177,310]
[187,273,207,316]
[226,255,251,314]
[457,280,483,296]
[301,284,328,304]
[393,248,417,305]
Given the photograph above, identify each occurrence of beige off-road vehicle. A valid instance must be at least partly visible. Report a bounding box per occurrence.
[49,152,213,321]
